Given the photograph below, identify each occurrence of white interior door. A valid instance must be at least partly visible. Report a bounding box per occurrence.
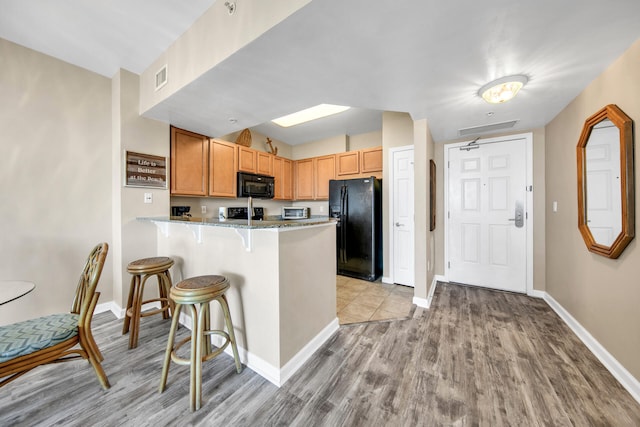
[392,147,414,286]
[447,137,528,293]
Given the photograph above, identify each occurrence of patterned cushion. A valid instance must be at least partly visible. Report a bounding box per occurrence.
[0,313,79,363]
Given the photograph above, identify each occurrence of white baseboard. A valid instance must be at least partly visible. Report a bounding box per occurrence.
[278,318,340,386]
[413,275,445,309]
[381,276,393,284]
[527,289,545,299]
[170,308,340,387]
[413,296,429,308]
[544,292,640,404]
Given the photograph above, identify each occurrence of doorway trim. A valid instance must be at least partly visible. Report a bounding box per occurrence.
[444,132,534,295]
[385,144,415,285]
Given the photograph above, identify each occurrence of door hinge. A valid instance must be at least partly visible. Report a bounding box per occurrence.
[448,211,450,219]
[448,261,450,269]
[526,212,528,220]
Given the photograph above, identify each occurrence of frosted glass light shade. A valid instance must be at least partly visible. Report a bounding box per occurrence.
[479,75,528,104]
[272,104,350,127]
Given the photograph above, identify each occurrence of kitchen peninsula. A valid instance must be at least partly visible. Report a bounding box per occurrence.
[139,216,337,386]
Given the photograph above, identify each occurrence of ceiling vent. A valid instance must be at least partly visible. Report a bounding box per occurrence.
[458,119,518,136]
[155,65,168,91]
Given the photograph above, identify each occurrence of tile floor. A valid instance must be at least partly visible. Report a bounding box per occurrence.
[336,275,414,324]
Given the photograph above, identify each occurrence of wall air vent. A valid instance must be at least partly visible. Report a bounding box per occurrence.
[458,119,518,136]
[155,65,168,91]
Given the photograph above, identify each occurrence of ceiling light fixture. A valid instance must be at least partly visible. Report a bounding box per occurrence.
[272,104,351,127]
[478,75,528,104]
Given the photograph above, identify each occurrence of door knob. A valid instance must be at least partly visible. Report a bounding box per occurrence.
[395,222,404,227]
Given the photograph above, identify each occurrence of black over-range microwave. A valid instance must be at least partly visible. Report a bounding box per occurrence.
[237,172,275,199]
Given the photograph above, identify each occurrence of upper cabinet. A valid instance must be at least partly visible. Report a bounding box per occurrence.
[273,156,293,200]
[336,151,360,175]
[294,155,336,200]
[209,139,237,198]
[238,146,274,176]
[315,155,336,199]
[170,127,238,198]
[360,146,382,173]
[238,146,257,173]
[335,146,383,177]
[170,127,209,196]
[257,151,273,176]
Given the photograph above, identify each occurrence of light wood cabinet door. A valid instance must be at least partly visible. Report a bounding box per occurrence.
[361,146,383,173]
[256,151,273,176]
[273,156,293,200]
[336,151,359,176]
[170,127,208,196]
[282,158,293,200]
[314,155,336,200]
[238,146,256,173]
[295,158,314,200]
[273,156,284,200]
[209,139,237,198]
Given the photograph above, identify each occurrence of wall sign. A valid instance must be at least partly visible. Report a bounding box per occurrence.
[125,151,167,188]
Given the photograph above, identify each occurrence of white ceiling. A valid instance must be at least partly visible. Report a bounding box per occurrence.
[3,0,640,144]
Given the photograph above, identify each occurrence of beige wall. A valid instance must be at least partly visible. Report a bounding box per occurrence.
[413,119,431,299]
[112,70,170,308]
[349,130,382,151]
[291,134,347,160]
[139,0,311,113]
[382,111,415,280]
[545,38,640,379]
[0,39,113,324]
[221,129,293,159]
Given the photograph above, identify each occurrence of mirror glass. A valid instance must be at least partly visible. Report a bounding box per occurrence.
[577,104,634,258]
[585,119,621,246]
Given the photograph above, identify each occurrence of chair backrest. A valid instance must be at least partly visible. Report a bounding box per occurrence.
[71,243,109,319]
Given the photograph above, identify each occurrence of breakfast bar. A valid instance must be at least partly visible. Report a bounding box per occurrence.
[140,216,337,386]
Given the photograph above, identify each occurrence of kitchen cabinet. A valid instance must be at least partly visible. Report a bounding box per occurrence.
[336,147,383,177]
[336,151,359,176]
[361,146,383,173]
[294,158,314,200]
[238,146,257,173]
[315,155,335,199]
[294,155,335,200]
[170,127,209,196]
[273,156,293,200]
[209,139,237,198]
[257,151,273,176]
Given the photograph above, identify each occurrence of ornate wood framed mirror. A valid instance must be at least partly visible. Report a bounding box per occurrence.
[577,104,634,258]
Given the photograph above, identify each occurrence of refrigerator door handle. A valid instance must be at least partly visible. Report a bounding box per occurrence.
[340,185,348,263]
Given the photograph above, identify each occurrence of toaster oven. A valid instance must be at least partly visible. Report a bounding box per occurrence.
[282,206,310,219]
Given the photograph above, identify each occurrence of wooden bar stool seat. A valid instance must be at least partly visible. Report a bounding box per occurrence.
[159,275,242,411]
[122,256,174,349]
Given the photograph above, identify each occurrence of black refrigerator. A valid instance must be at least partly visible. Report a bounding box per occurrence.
[329,177,382,281]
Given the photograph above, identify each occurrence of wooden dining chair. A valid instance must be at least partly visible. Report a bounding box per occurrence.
[0,242,111,389]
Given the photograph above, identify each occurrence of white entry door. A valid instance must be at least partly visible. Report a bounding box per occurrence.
[447,137,528,293]
[391,147,414,286]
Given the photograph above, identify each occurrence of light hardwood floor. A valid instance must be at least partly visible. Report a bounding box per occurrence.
[2,283,639,426]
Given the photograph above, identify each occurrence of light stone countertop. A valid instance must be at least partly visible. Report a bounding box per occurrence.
[138,215,335,229]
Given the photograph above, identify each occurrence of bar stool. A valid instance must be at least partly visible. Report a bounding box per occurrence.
[122,256,174,349]
[159,275,242,411]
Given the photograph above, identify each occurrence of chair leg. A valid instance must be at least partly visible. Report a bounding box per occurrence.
[158,273,170,320]
[159,304,183,393]
[122,275,138,335]
[192,304,204,411]
[219,294,242,373]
